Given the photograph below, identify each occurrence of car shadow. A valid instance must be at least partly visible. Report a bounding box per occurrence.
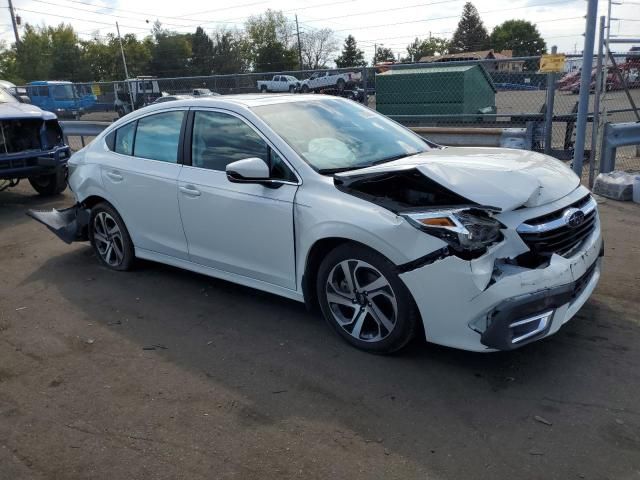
[22,246,640,478]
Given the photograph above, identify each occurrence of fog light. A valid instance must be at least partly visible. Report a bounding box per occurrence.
[510,310,554,344]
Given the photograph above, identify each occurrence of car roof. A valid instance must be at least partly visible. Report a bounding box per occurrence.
[28,80,73,85]
[145,94,342,110]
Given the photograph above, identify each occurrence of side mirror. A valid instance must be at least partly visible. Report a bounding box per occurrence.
[226,157,270,184]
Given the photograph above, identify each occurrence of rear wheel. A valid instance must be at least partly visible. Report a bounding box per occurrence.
[28,168,67,196]
[260,85,268,93]
[316,243,419,354]
[89,203,135,271]
[336,78,346,91]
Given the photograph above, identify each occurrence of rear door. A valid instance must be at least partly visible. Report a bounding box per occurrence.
[100,109,189,259]
[177,109,299,289]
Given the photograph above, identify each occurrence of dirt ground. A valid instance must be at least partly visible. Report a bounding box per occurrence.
[1,183,639,480]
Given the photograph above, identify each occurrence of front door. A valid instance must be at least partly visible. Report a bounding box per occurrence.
[177,109,299,290]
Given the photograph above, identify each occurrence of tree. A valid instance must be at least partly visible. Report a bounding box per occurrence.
[373,46,395,64]
[245,10,298,71]
[404,36,450,62]
[450,2,489,53]
[0,41,19,84]
[149,22,191,77]
[489,20,547,57]
[191,27,214,76]
[335,35,366,67]
[15,25,53,81]
[300,28,338,70]
[212,30,248,74]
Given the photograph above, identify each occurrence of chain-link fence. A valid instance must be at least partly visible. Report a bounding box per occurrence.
[18,53,640,180]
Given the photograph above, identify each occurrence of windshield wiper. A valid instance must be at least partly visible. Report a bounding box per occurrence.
[317,166,369,174]
[371,151,422,166]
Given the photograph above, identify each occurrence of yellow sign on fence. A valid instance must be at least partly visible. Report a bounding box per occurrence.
[91,84,101,96]
[539,54,566,73]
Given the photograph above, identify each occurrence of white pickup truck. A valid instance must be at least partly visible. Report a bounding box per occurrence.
[257,75,300,93]
[299,70,361,92]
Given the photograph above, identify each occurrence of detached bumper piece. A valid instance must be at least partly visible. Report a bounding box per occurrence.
[481,261,599,350]
[27,204,90,244]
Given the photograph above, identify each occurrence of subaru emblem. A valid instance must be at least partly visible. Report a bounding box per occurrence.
[564,208,585,228]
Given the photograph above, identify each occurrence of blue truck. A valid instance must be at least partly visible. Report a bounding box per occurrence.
[26,81,85,119]
[0,86,70,196]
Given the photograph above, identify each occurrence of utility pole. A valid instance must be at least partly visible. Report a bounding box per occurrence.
[116,22,135,112]
[373,43,377,65]
[295,15,303,70]
[8,0,20,44]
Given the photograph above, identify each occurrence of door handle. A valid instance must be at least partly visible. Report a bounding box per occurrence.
[106,170,123,181]
[179,185,201,197]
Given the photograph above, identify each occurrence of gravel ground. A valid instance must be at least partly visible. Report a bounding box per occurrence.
[1,184,639,480]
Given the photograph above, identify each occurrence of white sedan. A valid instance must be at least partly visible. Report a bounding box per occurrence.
[29,95,603,353]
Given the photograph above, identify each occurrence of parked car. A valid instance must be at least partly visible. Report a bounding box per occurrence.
[192,88,219,97]
[299,71,360,92]
[26,81,83,119]
[257,75,300,93]
[153,94,193,104]
[0,80,28,101]
[29,95,602,353]
[0,87,70,195]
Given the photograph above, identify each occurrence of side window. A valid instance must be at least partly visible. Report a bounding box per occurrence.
[114,121,135,155]
[41,86,49,97]
[134,111,185,163]
[191,111,268,171]
[270,150,297,182]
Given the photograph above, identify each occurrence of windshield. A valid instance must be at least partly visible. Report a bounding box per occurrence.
[253,99,430,173]
[0,87,17,103]
[52,84,76,100]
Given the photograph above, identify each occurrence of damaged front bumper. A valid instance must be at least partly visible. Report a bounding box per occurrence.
[27,204,90,244]
[399,224,604,352]
[0,145,70,180]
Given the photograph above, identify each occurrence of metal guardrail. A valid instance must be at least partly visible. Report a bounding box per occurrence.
[599,122,640,173]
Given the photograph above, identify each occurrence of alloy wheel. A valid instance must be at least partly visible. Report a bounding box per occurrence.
[93,211,125,267]
[325,259,398,342]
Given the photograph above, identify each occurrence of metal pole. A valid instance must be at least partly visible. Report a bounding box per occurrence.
[295,15,303,70]
[572,0,598,176]
[543,45,557,155]
[361,65,368,106]
[7,0,20,44]
[589,16,606,187]
[116,22,135,112]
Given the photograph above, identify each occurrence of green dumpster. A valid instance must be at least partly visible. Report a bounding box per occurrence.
[376,65,497,118]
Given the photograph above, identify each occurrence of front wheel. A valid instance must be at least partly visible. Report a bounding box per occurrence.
[28,168,67,196]
[336,78,346,91]
[316,244,420,354]
[288,85,296,93]
[89,203,135,271]
[301,84,309,93]
[260,86,268,93]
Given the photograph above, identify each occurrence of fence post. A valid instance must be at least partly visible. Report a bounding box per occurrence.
[361,66,368,106]
[588,16,606,187]
[543,45,557,155]
[572,0,598,175]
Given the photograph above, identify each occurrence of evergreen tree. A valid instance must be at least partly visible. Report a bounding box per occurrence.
[191,27,214,76]
[450,3,489,53]
[335,35,366,67]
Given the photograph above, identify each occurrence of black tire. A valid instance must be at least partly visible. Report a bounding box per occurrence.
[301,84,310,93]
[316,243,420,354]
[28,168,67,196]
[336,78,346,91]
[260,86,268,93]
[89,202,135,271]
[288,85,296,93]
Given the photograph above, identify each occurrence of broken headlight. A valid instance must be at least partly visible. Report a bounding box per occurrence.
[402,208,503,256]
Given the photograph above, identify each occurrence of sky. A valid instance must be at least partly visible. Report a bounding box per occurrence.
[2,0,639,63]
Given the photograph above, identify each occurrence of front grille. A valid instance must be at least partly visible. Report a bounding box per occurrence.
[517,195,597,257]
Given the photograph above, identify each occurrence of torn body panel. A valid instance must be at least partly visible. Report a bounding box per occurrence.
[27,204,90,244]
[399,217,603,352]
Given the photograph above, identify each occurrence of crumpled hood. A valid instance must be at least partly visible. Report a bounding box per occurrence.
[336,147,580,211]
[0,102,57,120]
